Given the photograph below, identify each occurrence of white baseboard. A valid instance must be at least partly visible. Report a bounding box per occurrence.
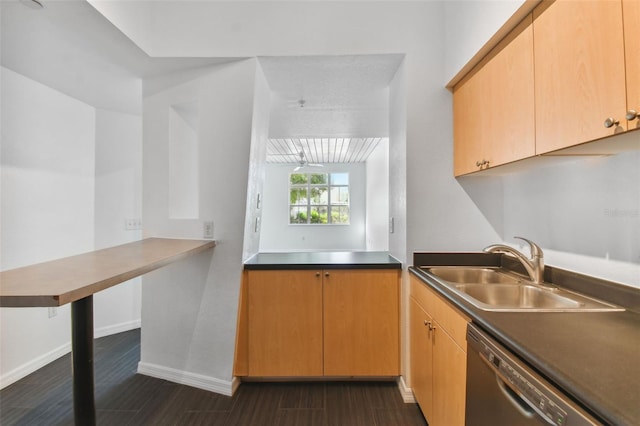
[0,342,71,389]
[397,376,416,403]
[137,362,235,396]
[94,319,141,339]
[1,321,140,390]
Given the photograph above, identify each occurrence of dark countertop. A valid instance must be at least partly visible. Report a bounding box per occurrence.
[244,251,402,270]
[409,262,640,426]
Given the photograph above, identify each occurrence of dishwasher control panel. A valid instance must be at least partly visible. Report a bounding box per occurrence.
[468,324,601,426]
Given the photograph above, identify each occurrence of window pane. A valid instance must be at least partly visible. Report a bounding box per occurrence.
[310,187,328,205]
[290,188,308,205]
[290,173,308,185]
[330,206,350,224]
[331,186,349,204]
[290,206,308,224]
[331,173,349,185]
[310,206,328,224]
[310,173,328,185]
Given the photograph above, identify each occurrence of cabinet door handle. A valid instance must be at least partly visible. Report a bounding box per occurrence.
[315,272,321,277]
[324,272,330,277]
[424,320,436,331]
[626,110,639,121]
[604,117,620,128]
[475,159,490,169]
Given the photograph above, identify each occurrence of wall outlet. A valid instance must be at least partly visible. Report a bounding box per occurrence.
[125,218,142,231]
[203,221,214,239]
[48,307,58,318]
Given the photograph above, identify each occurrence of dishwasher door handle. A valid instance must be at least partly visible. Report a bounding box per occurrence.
[495,374,536,420]
[479,352,540,422]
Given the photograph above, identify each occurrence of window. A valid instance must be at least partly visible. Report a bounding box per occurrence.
[289,172,350,224]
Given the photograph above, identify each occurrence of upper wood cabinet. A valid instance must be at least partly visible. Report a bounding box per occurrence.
[533,0,628,154]
[453,14,535,176]
[624,0,640,130]
[452,0,639,176]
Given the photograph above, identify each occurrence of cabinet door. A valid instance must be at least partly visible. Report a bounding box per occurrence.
[432,326,467,426]
[534,0,627,154]
[323,269,399,376]
[247,270,323,376]
[624,0,640,130]
[453,14,535,176]
[410,297,434,423]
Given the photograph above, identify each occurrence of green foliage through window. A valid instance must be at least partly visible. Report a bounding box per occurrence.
[289,173,349,225]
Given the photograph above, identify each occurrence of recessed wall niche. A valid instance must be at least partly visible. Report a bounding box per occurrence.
[169,101,199,219]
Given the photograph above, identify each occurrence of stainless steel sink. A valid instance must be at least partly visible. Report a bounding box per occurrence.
[422,267,624,312]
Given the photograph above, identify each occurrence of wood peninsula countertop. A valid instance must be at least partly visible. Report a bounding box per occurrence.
[0,238,216,307]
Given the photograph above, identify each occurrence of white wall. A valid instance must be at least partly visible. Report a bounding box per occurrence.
[502,148,640,287]
[443,0,526,83]
[242,60,271,261]
[259,163,367,252]
[1,62,143,387]
[140,59,256,393]
[1,67,94,386]
[93,108,143,336]
[366,138,390,251]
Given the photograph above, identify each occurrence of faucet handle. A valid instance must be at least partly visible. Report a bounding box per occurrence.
[514,237,543,258]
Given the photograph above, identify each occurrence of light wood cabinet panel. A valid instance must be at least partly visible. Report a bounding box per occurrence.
[243,268,399,377]
[453,14,535,176]
[247,270,323,376]
[624,0,640,130]
[323,269,399,376]
[410,274,468,426]
[411,273,469,350]
[432,326,467,426]
[233,271,249,376]
[534,0,628,154]
[409,297,434,423]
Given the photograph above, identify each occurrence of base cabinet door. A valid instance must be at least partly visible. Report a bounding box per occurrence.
[410,275,468,426]
[247,270,323,376]
[323,269,400,376]
[432,327,467,426]
[410,297,434,422]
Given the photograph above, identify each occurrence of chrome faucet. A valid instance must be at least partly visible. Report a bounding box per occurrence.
[483,237,546,285]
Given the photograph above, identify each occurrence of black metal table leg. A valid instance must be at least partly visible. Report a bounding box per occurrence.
[71,295,96,426]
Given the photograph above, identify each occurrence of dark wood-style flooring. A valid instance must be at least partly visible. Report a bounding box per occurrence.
[0,329,427,425]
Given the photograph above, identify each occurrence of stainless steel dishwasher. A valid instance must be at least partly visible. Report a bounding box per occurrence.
[465,323,602,426]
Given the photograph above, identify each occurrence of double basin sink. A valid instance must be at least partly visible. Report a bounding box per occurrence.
[423,266,623,312]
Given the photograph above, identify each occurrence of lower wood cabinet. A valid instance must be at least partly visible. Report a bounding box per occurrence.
[239,269,400,377]
[410,274,469,426]
[246,270,323,376]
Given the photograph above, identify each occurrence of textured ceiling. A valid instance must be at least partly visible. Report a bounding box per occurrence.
[260,55,402,160]
[260,55,403,111]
